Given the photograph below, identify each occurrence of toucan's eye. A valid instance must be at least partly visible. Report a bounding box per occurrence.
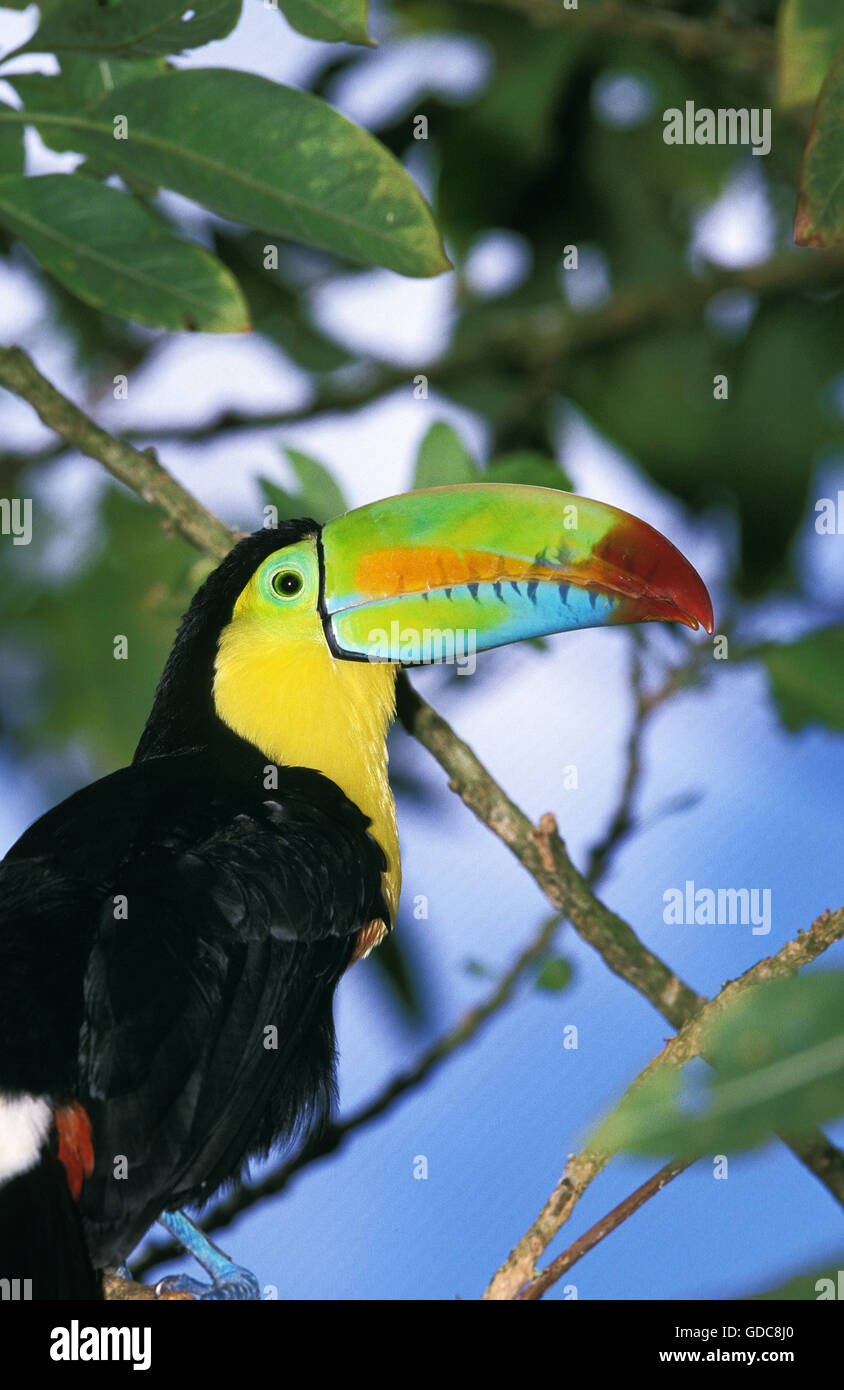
[270,569,303,599]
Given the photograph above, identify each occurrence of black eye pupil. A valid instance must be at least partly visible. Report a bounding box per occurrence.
[273,570,302,597]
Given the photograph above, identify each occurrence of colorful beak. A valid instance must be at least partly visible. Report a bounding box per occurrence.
[319,484,714,663]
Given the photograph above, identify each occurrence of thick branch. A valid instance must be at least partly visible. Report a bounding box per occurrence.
[0,346,235,561]
[102,1269,192,1301]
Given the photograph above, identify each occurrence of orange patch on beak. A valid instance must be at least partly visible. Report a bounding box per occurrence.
[354,546,566,599]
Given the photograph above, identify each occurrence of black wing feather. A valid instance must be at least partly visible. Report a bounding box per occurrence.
[0,751,387,1266]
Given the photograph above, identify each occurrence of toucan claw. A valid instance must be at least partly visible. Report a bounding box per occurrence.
[154,1208,261,1301]
[155,1268,260,1301]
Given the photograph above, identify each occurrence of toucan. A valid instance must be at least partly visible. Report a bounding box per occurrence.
[0,483,712,1299]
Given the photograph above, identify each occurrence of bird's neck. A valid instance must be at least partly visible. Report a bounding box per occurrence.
[212,617,401,920]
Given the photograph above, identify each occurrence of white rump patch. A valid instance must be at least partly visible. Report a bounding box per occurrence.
[0,1094,52,1185]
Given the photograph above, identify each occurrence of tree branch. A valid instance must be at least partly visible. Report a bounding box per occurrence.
[4,249,843,475]
[0,346,235,561]
[102,1269,192,1301]
[453,0,776,68]
[516,1156,693,1300]
[583,637,646,886]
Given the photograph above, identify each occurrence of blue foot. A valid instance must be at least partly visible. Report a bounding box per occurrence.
[156,1268,260,1301]
[154,1209,261,1301]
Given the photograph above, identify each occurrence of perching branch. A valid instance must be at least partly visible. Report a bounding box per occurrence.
[101,1269,192,1301]
[395,676,844,1288]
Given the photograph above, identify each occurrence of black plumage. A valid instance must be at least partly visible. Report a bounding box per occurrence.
[0,521,388,1290]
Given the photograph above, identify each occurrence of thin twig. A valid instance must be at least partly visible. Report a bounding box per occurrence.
[516,1157,693,1300]
[584,637,646,886]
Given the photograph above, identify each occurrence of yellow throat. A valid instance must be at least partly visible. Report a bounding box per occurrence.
[212,544,401,922]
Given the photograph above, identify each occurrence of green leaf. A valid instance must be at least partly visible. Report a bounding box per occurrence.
[0,101,24,175]
[777,0,844,111]
[12,58,169,192]
[275,0,373,47]
[762,627,844,732]
[259,450,347,526]
[285,448,348,522]
[536,957,573,992]
[413,422,480,488]
[486,450,573,491]
[259,479,299,522]
[0,173,250,332]
[795,39,844,246]
[6,68,451,277]
[24,56,170,114]
[22,0,242,59]
[592,1068,683,1156]
[593,973,844,1158]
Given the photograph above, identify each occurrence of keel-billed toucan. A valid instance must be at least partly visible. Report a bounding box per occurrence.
[0,483,712,1299]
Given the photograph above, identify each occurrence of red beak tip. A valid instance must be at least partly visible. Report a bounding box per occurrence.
[697,595,715,636]
[682,602,714,636]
